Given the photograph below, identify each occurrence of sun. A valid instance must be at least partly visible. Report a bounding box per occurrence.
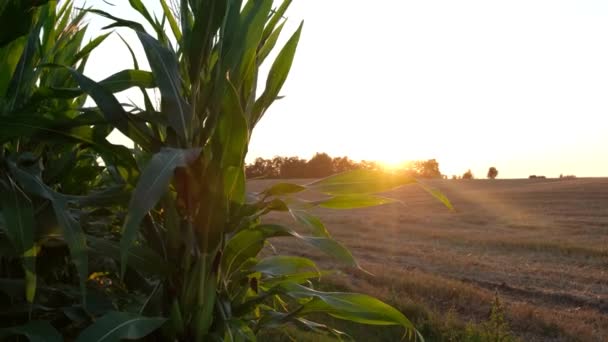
[374,151,408,171]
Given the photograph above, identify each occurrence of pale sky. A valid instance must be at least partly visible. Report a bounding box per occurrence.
[79,0,608,178]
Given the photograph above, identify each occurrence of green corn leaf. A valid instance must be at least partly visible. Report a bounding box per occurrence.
[0,321,62,342]
[290,317,350,341]
[75,311,166,342]
[35,69,156,99]
[222,224,356,280]
[261,0,292,44]
[0,36,26,98]
[224,165,246,204]
[120,147,201,278]
[253,21,303,125]
[280,283,420,340]
[289,210,330,237]
[417,181,455,211]
[261,182,306,197]
[129,0,158,31]
[316,195,396,210]
[187,0,227,83]
[8,161,88,302]
[307,169,416,195]
[5,11,42,111]
[71,32,111,65]
[230,0,272,82]
[137,31,192,140]
[0,176,36,302]
[219,80,248,167]
[160,0,182,42]
[88,9,146,32]
[253,256,318,277]
[258,21,285,65]
[62,66,158,152]
[98,69,156,93]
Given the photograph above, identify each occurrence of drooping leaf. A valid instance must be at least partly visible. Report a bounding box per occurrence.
[8,161,88,301]
[279,283,419,339]
[75,311,166,342]
[261,182,306,197]
[253,256,318,277]
[0,321,62,342]
[289,210,330,237]
[62,66,158,151]
[221,224,356,280]
[417,181,455,211]
[307,169,416,195]
[0,176,36,302]
[316,195,396,210]
[120,148,201,277]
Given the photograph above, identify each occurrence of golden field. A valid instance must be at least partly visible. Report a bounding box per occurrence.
[249,178,608,341]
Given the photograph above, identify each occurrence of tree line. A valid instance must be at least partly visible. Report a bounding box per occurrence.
[246,153,444,179]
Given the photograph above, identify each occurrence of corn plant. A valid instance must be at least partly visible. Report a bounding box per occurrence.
[0,0,453,340]
[0,0,146,339]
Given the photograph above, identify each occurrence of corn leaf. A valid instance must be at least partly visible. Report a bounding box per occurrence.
[253,256,318,277]
[280,283,419,339]
[120,147,201,277]
[307,169,416,195]
[160,0,182,42]
[0,321,62,342]
[316,195,396,210]
[0,177,36,302]
[75,311,166,342]
[222,224,356,280]
[253,21,302,125]
[63,66,158,152]
[8,161,88,302]
[137,31,192,140]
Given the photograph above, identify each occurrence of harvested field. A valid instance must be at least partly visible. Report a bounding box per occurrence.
[249,178,608,341]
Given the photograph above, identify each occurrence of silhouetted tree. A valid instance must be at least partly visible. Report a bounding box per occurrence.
[359,160,379,171]
[462,169,474,180]
[412,159,442,178]
[307,152,334,178]
[279,156,308,178]
[246,157,277,178]
[487,167,498,179]
[332,156,358,173]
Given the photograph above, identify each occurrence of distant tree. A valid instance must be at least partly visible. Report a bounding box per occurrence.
[332,156,358,173]
[246,157,277,178]
[279,156,308,178]
[359,160,379,171]
[487,167,498,179]
[307,152,334,178]
[462,169,474,180]
[451,175,458,180]
[412,159,442,178]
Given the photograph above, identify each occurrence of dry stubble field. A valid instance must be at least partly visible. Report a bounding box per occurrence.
[249,178,608,341]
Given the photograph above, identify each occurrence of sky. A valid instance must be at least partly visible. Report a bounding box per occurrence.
[78,0,608,179]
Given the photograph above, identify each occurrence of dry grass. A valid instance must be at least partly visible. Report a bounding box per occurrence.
[249,178,608,341]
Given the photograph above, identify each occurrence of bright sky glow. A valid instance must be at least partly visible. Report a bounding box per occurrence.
[80,0,608,178]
